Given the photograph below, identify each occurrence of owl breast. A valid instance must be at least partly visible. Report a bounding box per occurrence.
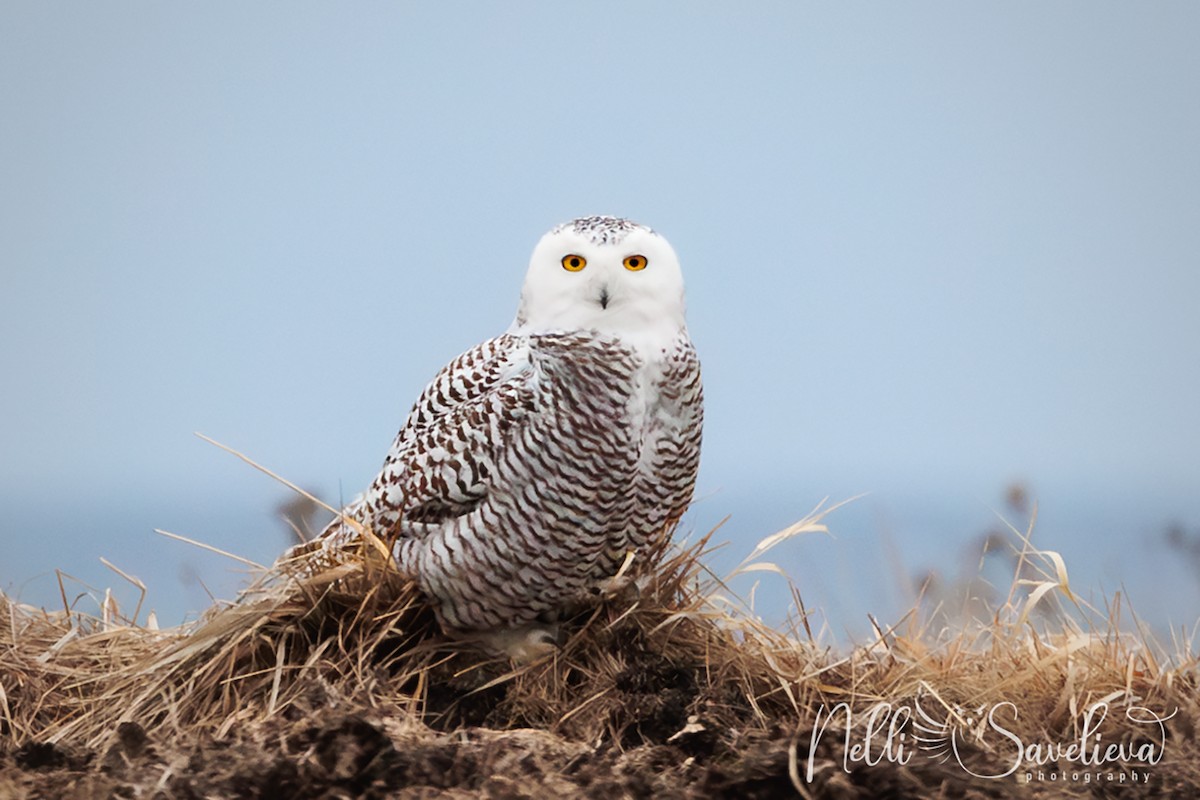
[395,330,703,630]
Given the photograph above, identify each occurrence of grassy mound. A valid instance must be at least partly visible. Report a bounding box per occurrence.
[2,505,1197,798]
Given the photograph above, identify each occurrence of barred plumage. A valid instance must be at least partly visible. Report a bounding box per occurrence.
[289,217,703,637]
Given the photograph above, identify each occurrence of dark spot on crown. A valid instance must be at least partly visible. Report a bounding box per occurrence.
[553,215,652,245]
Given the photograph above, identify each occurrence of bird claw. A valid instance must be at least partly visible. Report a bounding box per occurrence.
[476,623,561,663]
[595,573,638,601]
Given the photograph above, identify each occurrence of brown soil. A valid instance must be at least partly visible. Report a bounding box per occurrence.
[4,526,1198,798]
[3,679,1195,799]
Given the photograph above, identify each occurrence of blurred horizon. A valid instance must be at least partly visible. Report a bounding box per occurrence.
[2,3,1198,641]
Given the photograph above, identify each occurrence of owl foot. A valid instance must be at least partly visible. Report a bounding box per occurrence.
[587,549,641,603]
[595,573,638,601]
[475,623,561,663]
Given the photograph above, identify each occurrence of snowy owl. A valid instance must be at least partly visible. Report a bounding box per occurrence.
[290,216,703,642]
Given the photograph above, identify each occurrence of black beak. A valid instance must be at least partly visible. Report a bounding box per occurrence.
[599,287,610,309]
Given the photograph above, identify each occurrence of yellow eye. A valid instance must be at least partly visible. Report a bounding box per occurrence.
[561,254,587,272]
[623,255,648,271]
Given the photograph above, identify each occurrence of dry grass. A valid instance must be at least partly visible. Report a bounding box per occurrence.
[2,500,1198,796]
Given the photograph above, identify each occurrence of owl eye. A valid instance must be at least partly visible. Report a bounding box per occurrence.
[561,254,587,272]
[623,255,648,271]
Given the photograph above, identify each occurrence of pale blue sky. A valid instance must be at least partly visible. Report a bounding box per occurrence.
[2,3,1198,636]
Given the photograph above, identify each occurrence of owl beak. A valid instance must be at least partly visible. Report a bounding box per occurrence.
[598,286,610,310]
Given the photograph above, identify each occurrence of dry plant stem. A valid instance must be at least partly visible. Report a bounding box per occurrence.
[0,495,1196,798]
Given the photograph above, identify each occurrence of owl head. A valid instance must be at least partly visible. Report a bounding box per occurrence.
[512,216,687,340]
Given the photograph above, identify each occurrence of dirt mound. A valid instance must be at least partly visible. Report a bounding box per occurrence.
[3,512,1198,798]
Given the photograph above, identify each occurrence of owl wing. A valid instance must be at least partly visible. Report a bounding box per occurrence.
[282,334,532,568]
[360,333,533,534]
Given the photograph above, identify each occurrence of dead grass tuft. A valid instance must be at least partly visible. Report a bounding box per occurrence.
[2,499,1198,795]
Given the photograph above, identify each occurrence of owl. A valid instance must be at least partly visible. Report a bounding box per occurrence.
[291,216,703,649]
